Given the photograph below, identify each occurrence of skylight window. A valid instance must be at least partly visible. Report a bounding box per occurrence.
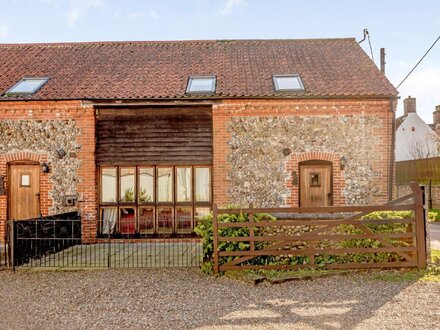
[5,78,49,96]
[186,76,216,94]
[273,74,304,92]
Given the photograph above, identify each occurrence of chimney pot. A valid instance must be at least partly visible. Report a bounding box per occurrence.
[433,105,440,125]
[404,96,416,116]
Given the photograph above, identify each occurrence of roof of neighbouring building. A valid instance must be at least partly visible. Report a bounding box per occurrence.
[0,38,398,100]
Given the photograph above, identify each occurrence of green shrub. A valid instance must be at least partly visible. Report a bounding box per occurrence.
[194,211,276,267]
[428,209,440,221]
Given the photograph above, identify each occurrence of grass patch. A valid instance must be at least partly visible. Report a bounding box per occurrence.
[370,249,440,282]
[428,209,440,222]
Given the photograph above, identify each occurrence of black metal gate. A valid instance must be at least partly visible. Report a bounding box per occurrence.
[8,213,202,269]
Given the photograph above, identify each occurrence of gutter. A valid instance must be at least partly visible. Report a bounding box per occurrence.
[388,97,397,201]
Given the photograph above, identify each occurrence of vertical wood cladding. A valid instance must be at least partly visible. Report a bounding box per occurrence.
[96,107,213,165]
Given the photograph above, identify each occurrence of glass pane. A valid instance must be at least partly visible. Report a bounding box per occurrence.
[195,207,211,220]
[100,207,117,234]
[176,167,192,202]
[139,207,155,234]
[139,167,154,203]
[176,206,192,232]
[101,168,117,203]
[7,78,47,94]
[21,174,31,187]
[120,168,136,202]
[195,167,211,202]
[275,76,302,90]
[157,168,173,202]
[119,207,136,234]
[188,77,215,92]
[157,206,173,233]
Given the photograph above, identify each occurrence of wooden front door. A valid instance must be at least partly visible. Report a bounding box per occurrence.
[300,163,332,207]
[8,164,40,220]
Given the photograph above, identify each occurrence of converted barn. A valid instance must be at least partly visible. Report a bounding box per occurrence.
[0,38,397,242]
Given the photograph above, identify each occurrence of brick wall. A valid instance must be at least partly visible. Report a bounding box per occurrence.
[0,101,97,243]
[212,98,395,207]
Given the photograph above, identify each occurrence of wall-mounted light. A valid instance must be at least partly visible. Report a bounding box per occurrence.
[41,163,50,174]
[282,148,291,157]
[340,156,347,170]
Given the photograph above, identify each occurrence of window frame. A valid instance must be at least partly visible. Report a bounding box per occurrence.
[138,166,155,205]
[185,75,217,94]
[98,165,212,236]
[100,166,118,205]
[119,166,137,204]
[194,165,212,204]
[272,74,305,92]
[5,77,49,96]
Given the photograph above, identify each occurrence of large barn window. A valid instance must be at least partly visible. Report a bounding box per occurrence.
[99,165,212,237]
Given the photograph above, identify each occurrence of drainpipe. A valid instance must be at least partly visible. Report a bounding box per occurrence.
[389,98,396,201]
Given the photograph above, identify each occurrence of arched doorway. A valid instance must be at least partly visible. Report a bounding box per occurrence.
[299,160,333,207]
[8,161,41,220]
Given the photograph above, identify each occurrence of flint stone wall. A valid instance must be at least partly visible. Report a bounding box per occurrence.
[0,119,81,214]
[228,115,384,207]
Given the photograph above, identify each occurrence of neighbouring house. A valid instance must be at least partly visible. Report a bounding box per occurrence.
[396,101,440,207]
[395,96,439,161]
[0,38,397,243]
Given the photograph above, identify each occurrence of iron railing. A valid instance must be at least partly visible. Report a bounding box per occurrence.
[9,213,203,269]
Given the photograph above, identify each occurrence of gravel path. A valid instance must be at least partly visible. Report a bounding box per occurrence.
[0,269,439,330]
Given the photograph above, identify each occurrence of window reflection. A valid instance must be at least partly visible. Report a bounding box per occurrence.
[101,168,117,203]
[120,168,136,202]
[157,168,173,202]
[120,207,136,234]
[157,206,173,233]
[139,167,154,203]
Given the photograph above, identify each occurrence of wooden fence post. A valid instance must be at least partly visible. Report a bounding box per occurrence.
[249,203,254,252]
[213,204,219,274]
[410,182,427,268]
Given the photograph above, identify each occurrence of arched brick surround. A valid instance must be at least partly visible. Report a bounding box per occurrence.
[286,151,345,206]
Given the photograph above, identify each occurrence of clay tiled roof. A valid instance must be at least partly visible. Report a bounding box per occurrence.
[396,115,407,129]
[0,38,397,100]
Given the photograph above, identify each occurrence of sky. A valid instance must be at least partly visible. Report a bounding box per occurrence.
[0,0,439,122]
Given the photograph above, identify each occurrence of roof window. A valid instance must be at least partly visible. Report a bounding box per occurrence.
[5,78,49,96]
[186,76,216,94]
[273,74,304,92]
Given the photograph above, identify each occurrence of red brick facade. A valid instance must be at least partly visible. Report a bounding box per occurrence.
[0,98,395,242]
[212,98,395,207]
[0,101,97,243]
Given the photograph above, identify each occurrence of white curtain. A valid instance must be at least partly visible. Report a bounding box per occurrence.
[177,168,192,202]
[196,168,210,202]
[102,208,117,234]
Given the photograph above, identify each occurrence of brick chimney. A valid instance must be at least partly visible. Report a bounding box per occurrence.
[404,96,416,115]
[433,105,440,125]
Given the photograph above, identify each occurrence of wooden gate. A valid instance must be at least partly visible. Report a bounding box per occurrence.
[213,182,427,273]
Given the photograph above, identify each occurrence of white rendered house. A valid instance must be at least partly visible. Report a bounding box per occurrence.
[395,97,439,161]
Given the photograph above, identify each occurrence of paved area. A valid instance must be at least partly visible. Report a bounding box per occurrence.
[0,269,439,329]
[22,242,202,268]
[429,222,440,250]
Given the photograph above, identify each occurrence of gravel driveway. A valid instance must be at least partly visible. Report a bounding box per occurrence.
[0,269,439,330]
